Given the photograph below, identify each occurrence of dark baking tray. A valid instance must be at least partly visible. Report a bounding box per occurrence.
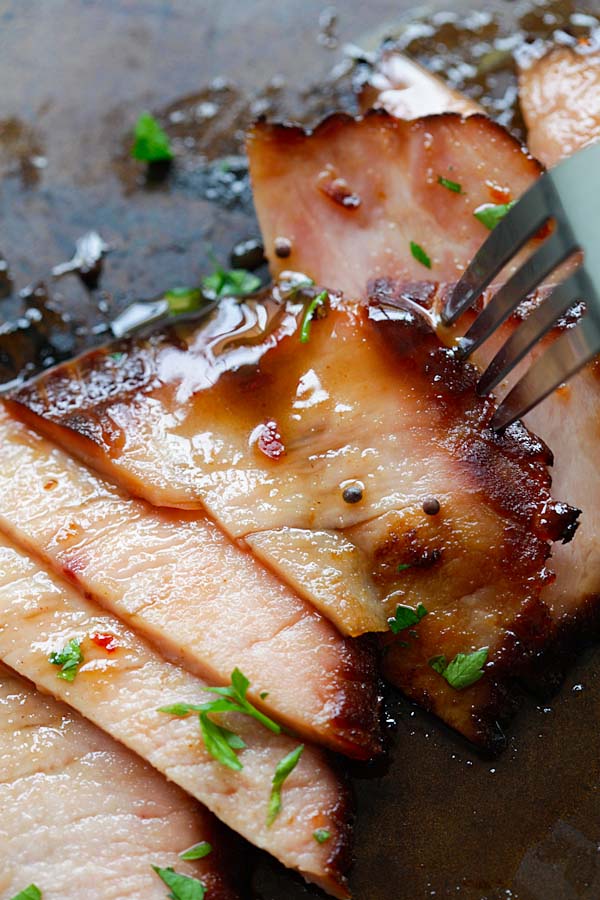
[1,2,599,898]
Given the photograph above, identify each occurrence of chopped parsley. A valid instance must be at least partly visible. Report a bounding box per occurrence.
[260,690,270,700]
[202,264,260,300]
[410,241,432,269]
[388,603,428,635]
[474,201,516,230]
[299,290,328,343]
[179,842,212,861]
[267,744,304,827]
[10,888,42,900]
[397,563,412,572]
[313,828,332,844]
[437,176,463,194]
[152,865,205,900]
[48,638,84,682]
[109,351,124,362]
[159,668,281,770]
[164,287,204,315]
[131,112,173,163]
[429,647,489,690]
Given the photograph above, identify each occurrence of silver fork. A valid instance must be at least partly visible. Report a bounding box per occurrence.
[442,140,600,431]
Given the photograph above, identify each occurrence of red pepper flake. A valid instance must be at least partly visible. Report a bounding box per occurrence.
[486,180,512,204]
[257,420,286,460]
[317,164,361,209]
[534,219,554,241]
[90,632,120,653]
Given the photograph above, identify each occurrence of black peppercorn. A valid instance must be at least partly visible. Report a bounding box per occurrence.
[342,484,363,504]
[274,236,292,258]
[422,497,441,516]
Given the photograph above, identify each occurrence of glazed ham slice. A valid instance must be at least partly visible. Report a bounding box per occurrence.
[0,406,379,762]
[0,665,236,900]
[519,47,600,168]
[360,50,482,120]
[247,113,542,296]
[0,534,352,898]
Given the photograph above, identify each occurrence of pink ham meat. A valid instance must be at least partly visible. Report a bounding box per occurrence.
[247,113,542,297]
[361,51,482,120]
[0,534,352,898]
[519,47,600,168]
[0,405,379,762]
[0,664,236,900]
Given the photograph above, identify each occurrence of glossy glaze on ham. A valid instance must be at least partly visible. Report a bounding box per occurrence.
[7,285,579,747]
[0,664,237,900]
[519,47,600,168]
[0,534,352,897]
[0,405,380,762]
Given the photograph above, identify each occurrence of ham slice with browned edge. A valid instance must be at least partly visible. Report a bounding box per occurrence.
[519,46,600,168]
[0,533,352,898]
[245,108,600,731]
[6,293,578,748]
[0,404,379,762]
[0,664,238,900]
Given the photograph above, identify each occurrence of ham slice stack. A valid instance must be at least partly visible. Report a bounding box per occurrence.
[2,39,600,897]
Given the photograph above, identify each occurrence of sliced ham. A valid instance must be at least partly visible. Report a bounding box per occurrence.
[247,108,600,723]
[518,47,600,168]
[0,534,352,898]
[6,290,578,748]
[0,405,379,762]
[361,51,482,120]
[246,113,542,296]
[0,664,236,900]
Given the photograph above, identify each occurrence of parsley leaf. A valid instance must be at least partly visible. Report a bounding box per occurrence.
[152,865,205,900]
[267,744,304,827]
[388,603,428,635]
[300,290,328,343]
[10,887,42,900]
[313,828,332,844]
[429,647,489,690]
[164,287,204,315]
[397,563,412,572]
[474,201,515,230]
[159,668,280,770]
[438,176,463,194]
[202,265,260,299]
[179,842,212,861]
[410,241,432,269]
[48,638,83,682]
[131,112,174,163]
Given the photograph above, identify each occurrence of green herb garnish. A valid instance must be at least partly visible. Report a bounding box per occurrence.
[429,647,488,690]
[202,265,260,299]
[299,290,328,343]
[131,112,173,163]
[10,887,42,900]
[260,690,270,700]
[48,638,83,682]
[109,352,124,362]
[267,744,304,827]
[313,828,332,844]
[179,842,212,861]
[164,287,204,315]
[388,603,428,635]
[152,865,205,900]
[159,668,280,770]
[474,201,515,230]
[410,241,432,269]
[397,563,412,572]
[437,176,463,194]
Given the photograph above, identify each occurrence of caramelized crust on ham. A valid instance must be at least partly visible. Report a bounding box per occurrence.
[0,404,380,761]
[247,112,542,293]
[0,665,237,900]
[0,535,352,898]
[519,47,600,168]
[6,289,579,747]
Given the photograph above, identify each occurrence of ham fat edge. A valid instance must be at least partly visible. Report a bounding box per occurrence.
[0,529,352,898]
[0,663,238,900]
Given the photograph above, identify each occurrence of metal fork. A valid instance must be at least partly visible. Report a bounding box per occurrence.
[442,140,600,431]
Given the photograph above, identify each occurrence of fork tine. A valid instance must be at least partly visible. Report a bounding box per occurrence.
[491,310,600,430]
[443,176,555,325]
[477,269,588,396]
[458,230,575,359]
